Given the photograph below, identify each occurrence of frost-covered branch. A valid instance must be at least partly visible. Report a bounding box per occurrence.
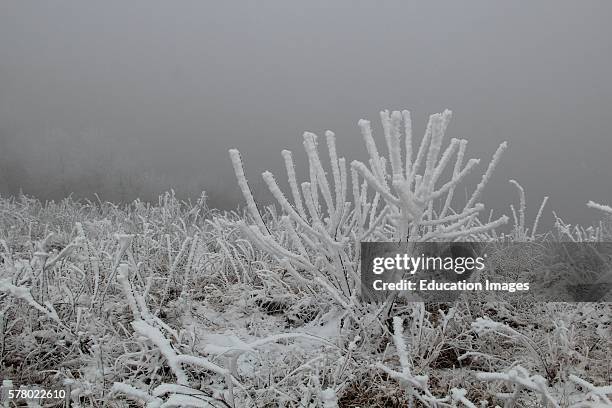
[587,200,612,215]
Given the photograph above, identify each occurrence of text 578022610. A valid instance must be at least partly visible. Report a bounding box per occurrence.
[7,388,66,400]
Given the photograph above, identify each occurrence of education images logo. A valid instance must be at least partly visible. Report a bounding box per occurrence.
[369,248,529,293]
[360,242,612,302]
[359,241,524,303]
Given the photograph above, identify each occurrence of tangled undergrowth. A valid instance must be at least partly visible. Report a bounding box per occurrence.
[0,191,610,407]
[0,109,610,407]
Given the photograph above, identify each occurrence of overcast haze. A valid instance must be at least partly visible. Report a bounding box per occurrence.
[0,1,611,227]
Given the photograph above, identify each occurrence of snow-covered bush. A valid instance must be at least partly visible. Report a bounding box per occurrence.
[229,109,509,327]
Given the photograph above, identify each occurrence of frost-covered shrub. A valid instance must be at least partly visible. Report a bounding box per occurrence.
[229,110,509,319]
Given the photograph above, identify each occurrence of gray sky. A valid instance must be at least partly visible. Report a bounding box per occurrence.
[0,1,611,227]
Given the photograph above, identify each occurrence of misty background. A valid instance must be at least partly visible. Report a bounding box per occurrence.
[0,1,611,228]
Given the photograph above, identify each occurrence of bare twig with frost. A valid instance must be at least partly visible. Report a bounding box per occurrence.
[508,180,549,240]
[476,366,560,408]
[568,375,612,406]
[0,279,67,330]
[374,316,474,407]
[587,200,612,215]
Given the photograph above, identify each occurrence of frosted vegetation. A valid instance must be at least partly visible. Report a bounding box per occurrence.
[0,110,610,407]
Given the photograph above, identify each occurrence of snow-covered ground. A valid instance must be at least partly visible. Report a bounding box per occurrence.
[0,110,610,406]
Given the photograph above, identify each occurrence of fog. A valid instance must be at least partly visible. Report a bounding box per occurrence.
[1,1,611,227]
